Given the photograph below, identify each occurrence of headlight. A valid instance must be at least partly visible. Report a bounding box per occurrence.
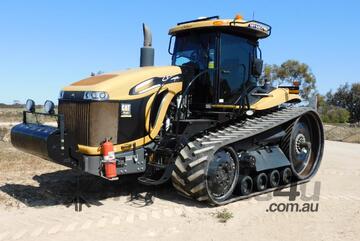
[83,91,109,101]
[44,100,55,114]
[25,99,35,113]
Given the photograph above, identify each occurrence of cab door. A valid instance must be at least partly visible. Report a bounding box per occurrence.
[218,34,254,104]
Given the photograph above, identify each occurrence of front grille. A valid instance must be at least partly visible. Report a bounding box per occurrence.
[58,101,90,145]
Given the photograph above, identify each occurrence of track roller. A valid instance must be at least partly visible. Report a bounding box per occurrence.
[281,167,292,184]
[254,173,268,191]
[268,169,280,187]
[236,175,253,196]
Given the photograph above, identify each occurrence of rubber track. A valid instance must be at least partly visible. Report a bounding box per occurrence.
[171,106,316,205]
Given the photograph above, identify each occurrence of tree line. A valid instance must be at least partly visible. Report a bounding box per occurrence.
[261,60,360,124]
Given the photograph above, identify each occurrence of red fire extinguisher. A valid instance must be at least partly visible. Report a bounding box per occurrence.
[101,138,117,179]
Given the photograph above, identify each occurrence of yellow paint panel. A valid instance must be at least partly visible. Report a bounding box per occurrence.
[71,75,117,86]
[63,66,182,101]
[250,88,301,110]
[211,88,300,110]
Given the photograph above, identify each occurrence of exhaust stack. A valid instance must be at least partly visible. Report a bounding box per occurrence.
[140,23,154,67]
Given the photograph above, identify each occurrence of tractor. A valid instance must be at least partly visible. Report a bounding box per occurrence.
[11,15,324,205]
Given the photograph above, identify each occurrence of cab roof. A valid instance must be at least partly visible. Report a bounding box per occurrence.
[168,15,271,39]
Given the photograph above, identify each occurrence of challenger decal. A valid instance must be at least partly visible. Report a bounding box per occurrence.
[129,74,182,95]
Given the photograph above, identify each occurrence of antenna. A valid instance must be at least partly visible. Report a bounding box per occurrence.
[252,11,255,20]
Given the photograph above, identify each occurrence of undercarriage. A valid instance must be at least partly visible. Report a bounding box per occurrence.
[170,106,324,205]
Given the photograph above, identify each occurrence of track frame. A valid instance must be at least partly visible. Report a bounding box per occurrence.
[171,106,324,205]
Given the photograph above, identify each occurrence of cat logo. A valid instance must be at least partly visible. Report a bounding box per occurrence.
[120,103,132,117]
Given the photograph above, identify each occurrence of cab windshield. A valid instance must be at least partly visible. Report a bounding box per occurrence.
[172,33,216,70]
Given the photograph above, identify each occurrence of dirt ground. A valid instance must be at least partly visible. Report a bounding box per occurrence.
[0,140,359,241]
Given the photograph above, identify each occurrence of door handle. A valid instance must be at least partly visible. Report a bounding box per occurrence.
[221,70,231,74]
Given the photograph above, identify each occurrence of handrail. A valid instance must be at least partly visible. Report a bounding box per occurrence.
[176,68,214,121]
[174,69,216,147]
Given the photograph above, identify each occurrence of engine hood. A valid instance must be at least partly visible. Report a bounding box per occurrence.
[62,66,182,100]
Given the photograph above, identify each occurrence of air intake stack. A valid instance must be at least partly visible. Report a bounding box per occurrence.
[140,23,154,67]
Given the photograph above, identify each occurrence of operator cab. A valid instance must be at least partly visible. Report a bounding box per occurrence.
[169,15,271,112]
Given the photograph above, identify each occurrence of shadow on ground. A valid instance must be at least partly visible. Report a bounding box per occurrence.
[0,169,207,209]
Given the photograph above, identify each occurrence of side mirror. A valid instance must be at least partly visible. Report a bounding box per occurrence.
[252,58,263,77]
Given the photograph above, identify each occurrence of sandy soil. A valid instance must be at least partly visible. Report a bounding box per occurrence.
[0,140,359,241]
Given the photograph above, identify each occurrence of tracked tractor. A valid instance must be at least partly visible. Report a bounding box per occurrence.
[11,15,324,205]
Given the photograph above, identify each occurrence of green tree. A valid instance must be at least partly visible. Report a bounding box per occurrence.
[318,94,350,123]
[259,64,277,85]
[326,83,360,123]
[260,60,317,100]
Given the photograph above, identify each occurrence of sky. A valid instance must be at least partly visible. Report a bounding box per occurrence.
[0,0,359,104]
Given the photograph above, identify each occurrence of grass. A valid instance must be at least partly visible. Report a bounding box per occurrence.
[215,208,234,223]
[0,108,23,122]
[324,124,360,143]
[0,107,58,123]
